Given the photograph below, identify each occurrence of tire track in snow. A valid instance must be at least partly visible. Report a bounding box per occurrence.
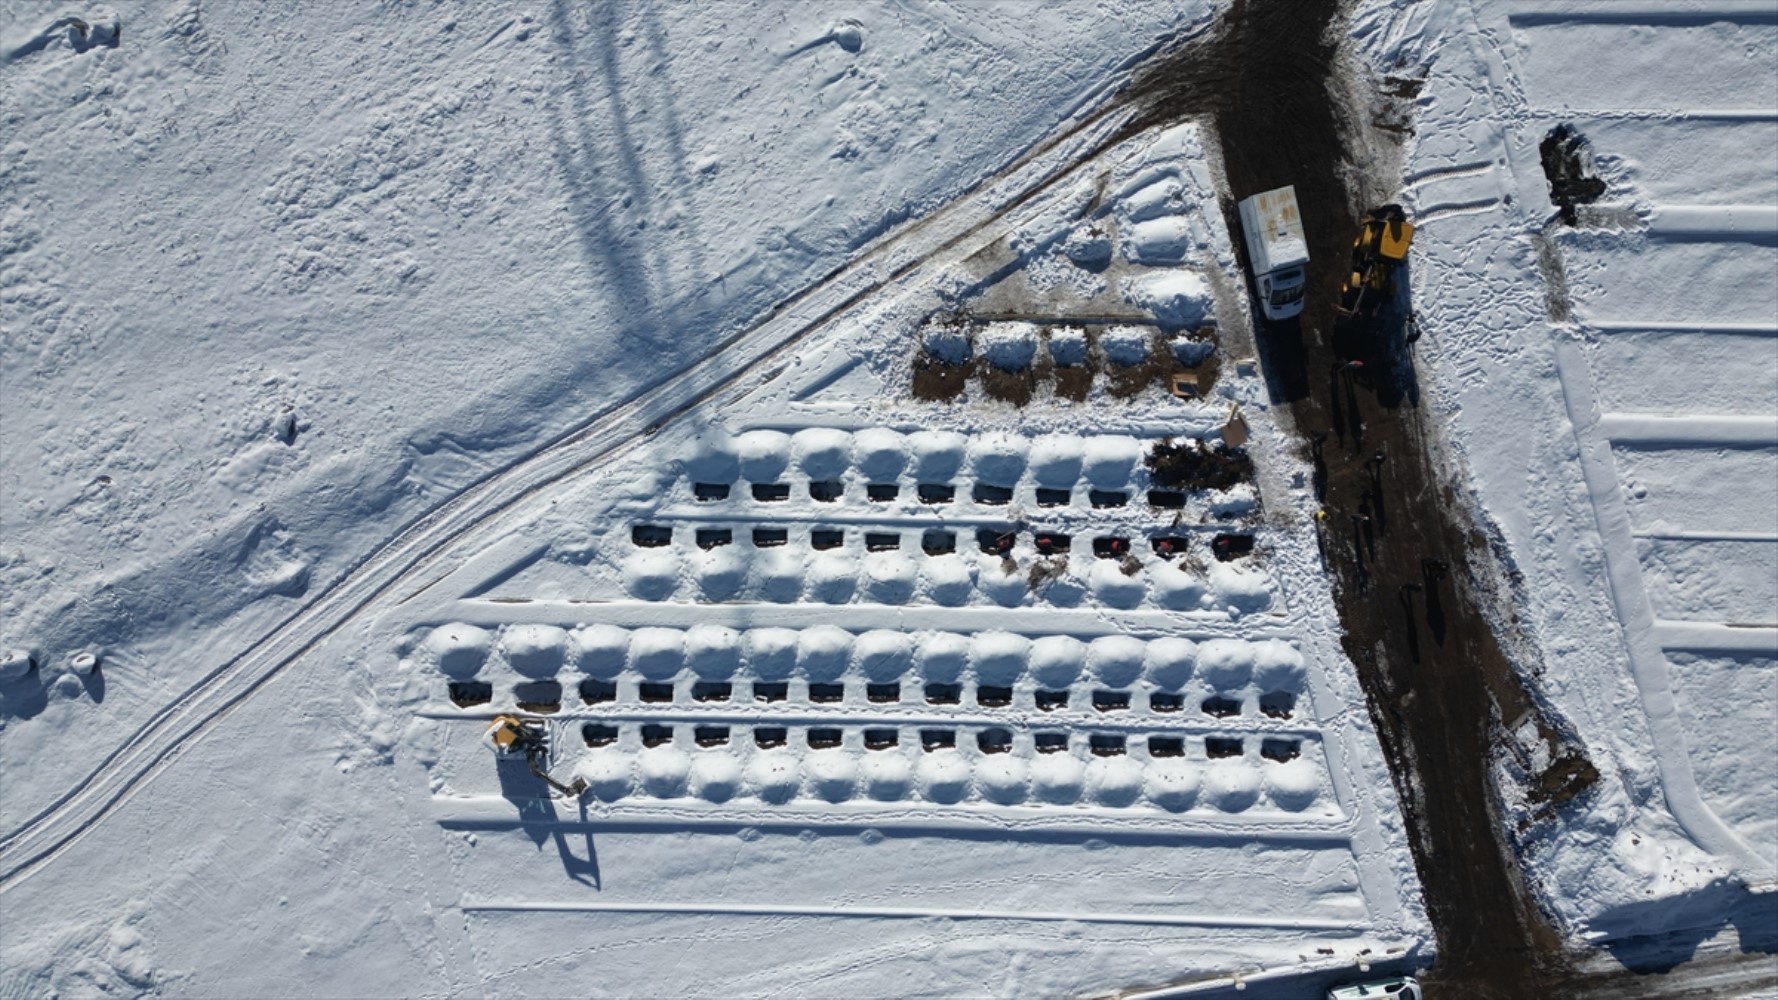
[459,898,1366,931]
[1414,197,1504,227]
[1404,159,1496,187]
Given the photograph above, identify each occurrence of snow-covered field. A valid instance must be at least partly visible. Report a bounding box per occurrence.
[1370,0,1778,948]
[4,2,1425,995]
[343,114,1432,990]
[0,0,1212,799]
[5,0,1776,995]
[31,101,1440,992]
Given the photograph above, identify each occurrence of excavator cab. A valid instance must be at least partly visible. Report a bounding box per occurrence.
[484,714,587,798]
[1370,212,1414,264]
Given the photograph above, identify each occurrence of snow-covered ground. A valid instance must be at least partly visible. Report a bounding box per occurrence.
[408,293,1418,993]
[0,0,1213,805]
[3,2,1427,996]
[1362,0,1777,949]
[3,86,1434,989]
[298,117,1429,993]
[6,0,1775,994]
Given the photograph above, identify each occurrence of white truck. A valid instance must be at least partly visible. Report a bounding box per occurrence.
[1237,185,1310,321]
[1326,975,1422,1000]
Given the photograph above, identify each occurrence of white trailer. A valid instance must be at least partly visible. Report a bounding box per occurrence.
[1237,185,1310,321]
[1326,975,1422,1000]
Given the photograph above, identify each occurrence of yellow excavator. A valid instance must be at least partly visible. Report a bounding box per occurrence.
[484,715,587,797]
[1338,205,1414,318]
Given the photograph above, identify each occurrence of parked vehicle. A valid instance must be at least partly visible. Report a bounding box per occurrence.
[1338,204,1415,317]
[1237,185,1310,320]
[483,715,586,798]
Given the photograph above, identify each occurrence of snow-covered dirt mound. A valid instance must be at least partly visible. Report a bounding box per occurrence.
[421,622,1330,815]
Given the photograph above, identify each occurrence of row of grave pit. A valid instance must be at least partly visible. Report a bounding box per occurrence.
[564,722,1303,762]
[682,481,1219,508]
[633,523,1255,561]
[450,677,1296,719]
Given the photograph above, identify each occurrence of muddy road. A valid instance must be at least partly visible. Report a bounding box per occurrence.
[1125,2,1600,995]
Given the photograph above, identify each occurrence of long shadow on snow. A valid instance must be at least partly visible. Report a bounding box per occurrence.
[376,0,758,508]
[1588,880,1778,975]
[496,756,602,889]
[500,0,792,450]
[78,666,105,704]
[546,0,671,354]
[0,669,49,721]
[1143,953,1427,1000]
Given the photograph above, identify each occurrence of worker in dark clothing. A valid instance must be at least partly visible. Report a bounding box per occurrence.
[1422,557,1448,585]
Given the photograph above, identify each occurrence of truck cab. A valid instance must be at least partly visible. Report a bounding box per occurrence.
[1237,185,1311,321]
[1259,264,1306,316]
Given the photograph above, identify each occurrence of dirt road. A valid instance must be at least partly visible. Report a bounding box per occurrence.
[1124,1,1599,994]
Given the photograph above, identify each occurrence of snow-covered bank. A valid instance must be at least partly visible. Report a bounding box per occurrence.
[1356,0,1777,955]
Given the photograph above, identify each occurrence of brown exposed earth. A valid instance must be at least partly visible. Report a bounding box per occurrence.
[910,323,1218,405]
[893,2,1720,994]
[1122,0,1601,995]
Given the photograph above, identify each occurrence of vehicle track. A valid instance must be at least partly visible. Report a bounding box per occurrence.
[0,25,1213,891]
[1129,0,1588,994]
[458,898,1365,931]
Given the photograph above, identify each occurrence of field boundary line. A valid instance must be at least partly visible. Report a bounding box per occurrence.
[1650,622,1778,655]
[1553,339,1768,875]
[429,795,1355,841]
[458,898,1366,930]
[1597,413,1778,448]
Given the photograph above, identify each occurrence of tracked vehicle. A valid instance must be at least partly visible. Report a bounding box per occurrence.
[483,714,587,798]
[1338,205,1415,317]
